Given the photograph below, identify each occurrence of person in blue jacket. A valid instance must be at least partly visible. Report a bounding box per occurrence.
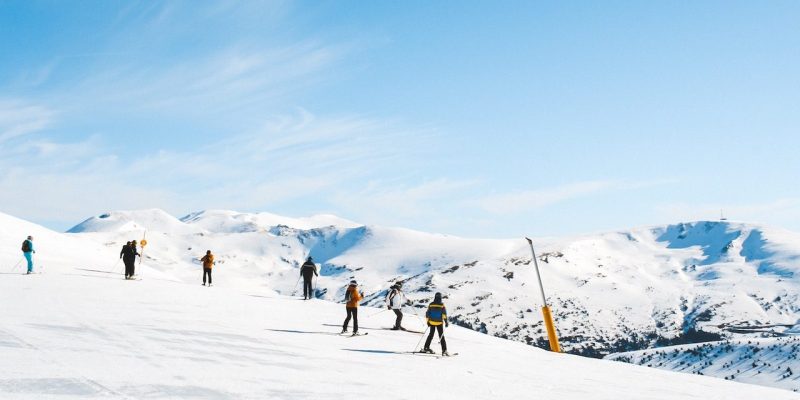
[422,292,449,355]
[21,236,35,274]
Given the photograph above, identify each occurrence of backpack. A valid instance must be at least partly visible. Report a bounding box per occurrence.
[344,287,352,302]
[21,240,30,252]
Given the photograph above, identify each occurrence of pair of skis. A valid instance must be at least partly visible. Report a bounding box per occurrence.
[383,327,424,334]
[341,332,369,337]
[407,351,459,359]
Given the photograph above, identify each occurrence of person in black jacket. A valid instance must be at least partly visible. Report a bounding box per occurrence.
[120,240,140,279]
[299,256,319,300]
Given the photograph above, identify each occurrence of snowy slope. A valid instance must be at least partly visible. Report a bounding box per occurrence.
[607,336,800,392]
[0,263,797,398]
[65,213,800,355]
[14,209,800,393]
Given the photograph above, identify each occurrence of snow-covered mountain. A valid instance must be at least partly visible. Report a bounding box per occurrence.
[8,208,800,393]
[1,210,798,399]
[607,336,800,392]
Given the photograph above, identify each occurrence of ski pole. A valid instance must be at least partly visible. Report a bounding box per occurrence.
[291,275,301,296]
[312,274,317,299]
[410,305,428,331]
[10,257,23,272]
[367,308,390,318]
[110,258,121,273]
[436,323,449,347]
[413,327,428,352]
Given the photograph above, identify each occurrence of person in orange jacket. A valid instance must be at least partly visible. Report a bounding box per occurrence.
[341,280,363,335]
[200,250,215,286]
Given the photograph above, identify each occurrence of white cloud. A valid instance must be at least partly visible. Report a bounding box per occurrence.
[0,101,54,143]
[476,181,617,215]
[0,103,435,229]
[475,179,680,216]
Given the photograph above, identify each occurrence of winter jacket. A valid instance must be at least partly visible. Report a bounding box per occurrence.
[345,285,363,308]
[201,254,215,269]
[120,245,139,262]
[426,302,447,326]
[300,260,318,277]
[385,288,407,310]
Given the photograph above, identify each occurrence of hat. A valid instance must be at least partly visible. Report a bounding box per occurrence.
[434,292,443,302]
[350,280,357,285]
[307,256,313,261]
[27,235,32,240]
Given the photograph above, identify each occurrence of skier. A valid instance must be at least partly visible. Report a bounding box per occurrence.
[341,280,363,335]
[200,250,215,286]
[385,282,409,330]
[21,236,35,274]
[299,256,318,300]
[121,240,140,279]
[421,292,449,355]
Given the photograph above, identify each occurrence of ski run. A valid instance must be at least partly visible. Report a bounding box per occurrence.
[1,209,800,399]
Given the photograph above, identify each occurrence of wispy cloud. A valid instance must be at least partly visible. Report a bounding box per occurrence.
[60,41,350,121]
[475,179,678,215]
[0,100,54,143]
[0,101,436,228]
[330,178,479,229]
[475,181,616,215]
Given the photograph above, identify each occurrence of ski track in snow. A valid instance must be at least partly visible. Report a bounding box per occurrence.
[0,272,798,399]
[3,210,800,397]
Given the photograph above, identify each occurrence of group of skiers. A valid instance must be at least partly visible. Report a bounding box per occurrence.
[119,240,216,284]
[299,255,449,355]
[338,268,450,355]
[19,238,449,355]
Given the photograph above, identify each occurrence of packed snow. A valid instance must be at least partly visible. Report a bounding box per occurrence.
[4,209,800,395]
[0,212,797,399]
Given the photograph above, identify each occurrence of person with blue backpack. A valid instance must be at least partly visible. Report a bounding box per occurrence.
[421,292,449,355]
[21,236,35,274]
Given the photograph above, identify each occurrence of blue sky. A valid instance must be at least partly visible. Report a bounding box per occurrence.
[1,1,799,238]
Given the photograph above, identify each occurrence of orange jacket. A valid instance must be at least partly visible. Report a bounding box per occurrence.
[345,285,362,308]
[201,254,215,269]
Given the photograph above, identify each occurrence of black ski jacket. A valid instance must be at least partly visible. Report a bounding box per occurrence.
[300,260,318,277]
[120,245,140,262]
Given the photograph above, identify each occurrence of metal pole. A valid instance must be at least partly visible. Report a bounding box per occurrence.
[525,237,561,353]
[526,237,548,307]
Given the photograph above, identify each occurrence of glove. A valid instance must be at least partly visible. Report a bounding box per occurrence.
[445,321,449,327]
[387,306,391,310]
